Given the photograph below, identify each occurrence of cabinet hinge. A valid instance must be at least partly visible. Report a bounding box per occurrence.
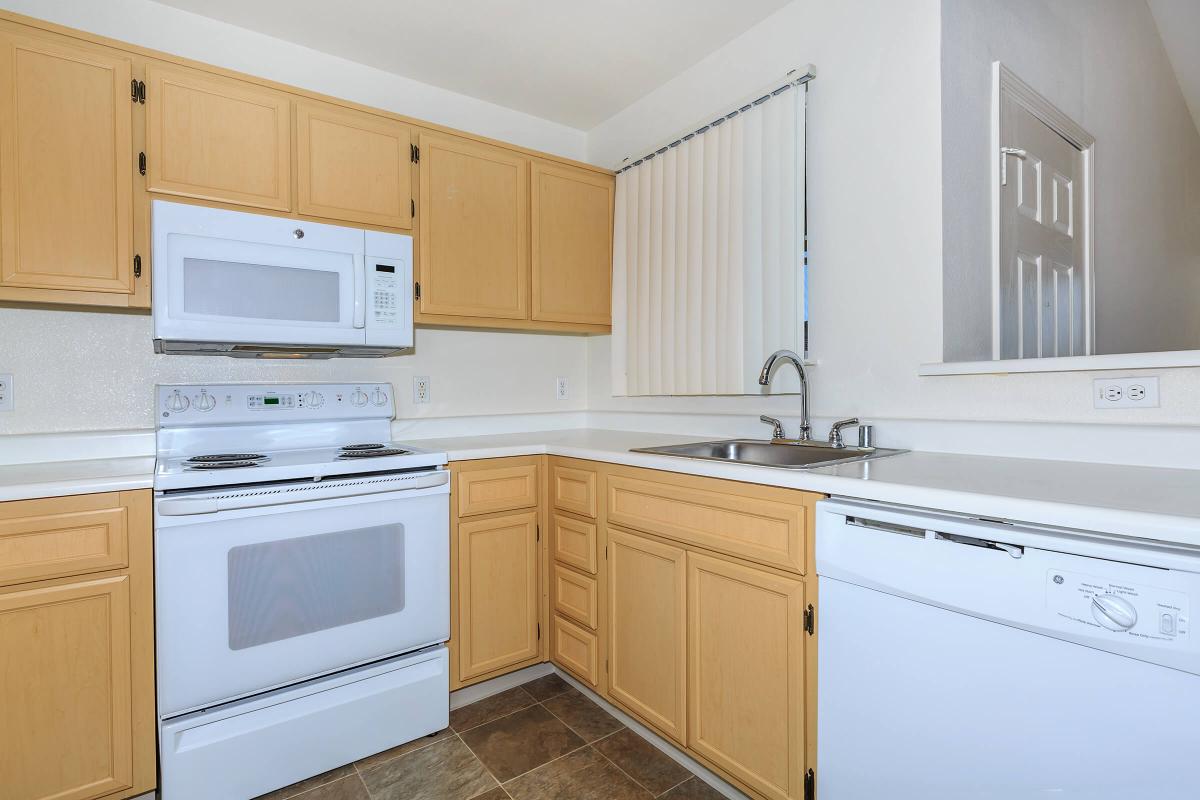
[131,79,139,103]
[411,198,415,217]
[411,143,420,163]
[804,768,815,800]
[804,604,815,636]
[138,152,146,176]
[537,622,541,640]
[133,254,142,279]
[536,524,540,542]
[135,80,146,104]
[414,281,421,301]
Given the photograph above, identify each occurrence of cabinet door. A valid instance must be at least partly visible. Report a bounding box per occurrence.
[0,30,133,295]
[530,160,613,326]
[0,575,133,800]
[297,100,412,228]
[418,132,528,320]
[687,552,806,800]
[146,62,292,211]
[457,510,539,681]
[607,527,687,744]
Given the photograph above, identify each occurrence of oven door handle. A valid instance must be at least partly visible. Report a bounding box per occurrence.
[157,470,449,516]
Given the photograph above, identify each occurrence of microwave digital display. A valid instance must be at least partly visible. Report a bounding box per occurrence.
[375,265,395,273]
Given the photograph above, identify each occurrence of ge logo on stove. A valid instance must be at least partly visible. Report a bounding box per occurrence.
[1053,575,1065,584]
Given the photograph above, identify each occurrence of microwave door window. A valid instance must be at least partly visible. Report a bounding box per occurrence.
[182,257,342,323]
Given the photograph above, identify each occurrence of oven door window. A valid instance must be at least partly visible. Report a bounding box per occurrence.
[227,524,405,650]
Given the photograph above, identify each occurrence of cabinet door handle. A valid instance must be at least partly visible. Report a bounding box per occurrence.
[138,152,146,176]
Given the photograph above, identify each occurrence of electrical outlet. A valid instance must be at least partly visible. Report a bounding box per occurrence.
[556,376,569,400]
[1093,376,1159,409]
[0,374,11,412]
[413,376,430,404]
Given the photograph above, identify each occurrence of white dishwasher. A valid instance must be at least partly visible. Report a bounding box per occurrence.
[815,498,1200,800]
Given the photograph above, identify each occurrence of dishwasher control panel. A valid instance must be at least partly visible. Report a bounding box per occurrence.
[1047,569,1190,646]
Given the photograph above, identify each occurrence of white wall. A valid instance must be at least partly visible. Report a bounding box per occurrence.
[586,0,1200,431]
[0,0,591,435]
[941,0,1200,360]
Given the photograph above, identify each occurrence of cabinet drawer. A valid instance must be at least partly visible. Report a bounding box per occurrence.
[456,462,539,517]
[552,615,599,687]
[552,564,598,629]
[551,514,597,574]
[551,463,597,518]
[0,494,129,587]
[607,472,811,574]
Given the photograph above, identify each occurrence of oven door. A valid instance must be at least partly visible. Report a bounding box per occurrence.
[152,199,367,347]
[155,481,448,718]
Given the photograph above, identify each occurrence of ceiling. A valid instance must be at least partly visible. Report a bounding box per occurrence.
[1148,0,1200,136]
[148,0,793,130]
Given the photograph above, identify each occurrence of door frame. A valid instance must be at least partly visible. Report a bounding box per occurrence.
[991,62,1095,359]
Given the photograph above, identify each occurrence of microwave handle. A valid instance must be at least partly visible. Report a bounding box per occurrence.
[353,255,366,329]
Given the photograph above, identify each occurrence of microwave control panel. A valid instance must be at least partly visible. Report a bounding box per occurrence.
[371,263,400,326]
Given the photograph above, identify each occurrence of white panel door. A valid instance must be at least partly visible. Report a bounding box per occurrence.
[997,96,1089,359]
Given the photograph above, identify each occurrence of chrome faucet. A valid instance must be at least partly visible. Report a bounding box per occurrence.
[827,417,860,448]
[758,349,811,441]
[760,415,786,440]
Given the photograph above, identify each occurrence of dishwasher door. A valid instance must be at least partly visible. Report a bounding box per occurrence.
[815,499,1200,800]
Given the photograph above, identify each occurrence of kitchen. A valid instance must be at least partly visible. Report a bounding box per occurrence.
[1,1,1198,799]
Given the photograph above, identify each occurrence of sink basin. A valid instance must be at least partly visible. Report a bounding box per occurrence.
[631,439,906,469]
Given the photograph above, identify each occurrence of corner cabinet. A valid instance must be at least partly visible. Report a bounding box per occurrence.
[0,25,146,308]
[0,490,155,800]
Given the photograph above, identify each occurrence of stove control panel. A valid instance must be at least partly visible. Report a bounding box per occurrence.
[157,383,395,426]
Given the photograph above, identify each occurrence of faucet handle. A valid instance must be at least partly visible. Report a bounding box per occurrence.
[828,417,860,447]
[760,415,785,440]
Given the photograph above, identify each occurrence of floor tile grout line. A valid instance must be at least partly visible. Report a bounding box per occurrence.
[352,730,450,776]
[591,735,671,798]
[451,687,540,734]
[495,741,593,787]
[655,776,693,798]
[265,766,356,800]
[455,730,510,797]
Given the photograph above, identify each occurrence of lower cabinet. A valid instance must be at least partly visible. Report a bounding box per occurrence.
[0,490,154,800]
[551,614,600,687]
[606,527,687,744]
[455,510,540,683]
[687,552,807,800]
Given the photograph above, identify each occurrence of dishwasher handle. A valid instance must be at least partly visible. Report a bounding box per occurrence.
[936,531,1024,558]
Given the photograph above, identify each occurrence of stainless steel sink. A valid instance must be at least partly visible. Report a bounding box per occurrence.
[631,439,906,469]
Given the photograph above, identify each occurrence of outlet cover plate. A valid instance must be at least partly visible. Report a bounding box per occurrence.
[413,376,430,405]
[0,373,11,412]
[1093,376,1159,409]
[556,376,569,400]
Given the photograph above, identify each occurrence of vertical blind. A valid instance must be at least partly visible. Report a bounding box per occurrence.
[612,83,806,396]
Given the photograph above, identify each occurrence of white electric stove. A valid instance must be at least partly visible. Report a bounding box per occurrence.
[154,383,450,800]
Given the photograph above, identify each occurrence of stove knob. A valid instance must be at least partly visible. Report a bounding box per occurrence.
[350,389,369,407]
[166,391,189,413]
[1092,594,1138,631]
[194,391,216,412]
[371,388,388,406]
[303,391,325,409]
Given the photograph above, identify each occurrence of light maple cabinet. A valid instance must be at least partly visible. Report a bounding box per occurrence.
[531,160,613,326]
[296,100,413,229]
[0,490,155,800]
[146,61,293,211]
[449,457,546,688]
[688,552,807,800]
[0,26,145,307]
[417,132,530,321]
[606,527,688,745]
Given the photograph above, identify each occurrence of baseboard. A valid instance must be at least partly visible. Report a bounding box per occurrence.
[551,668,748,800]
[448,662,554,710]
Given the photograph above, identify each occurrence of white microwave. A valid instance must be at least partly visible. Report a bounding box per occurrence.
[152,200,413,358]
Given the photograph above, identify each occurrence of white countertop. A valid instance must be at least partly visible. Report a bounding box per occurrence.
[404,429,1200,547]
[0,455,156,502]
[2,427,1197,549]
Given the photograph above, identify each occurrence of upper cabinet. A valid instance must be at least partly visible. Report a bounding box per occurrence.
[531,161,613,326]
[0,27,143,307]
[417,132,529,321]
[297,100,413,229]
[146,62,292,211]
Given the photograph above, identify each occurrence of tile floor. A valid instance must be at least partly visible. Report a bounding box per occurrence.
[255,673,727,800]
